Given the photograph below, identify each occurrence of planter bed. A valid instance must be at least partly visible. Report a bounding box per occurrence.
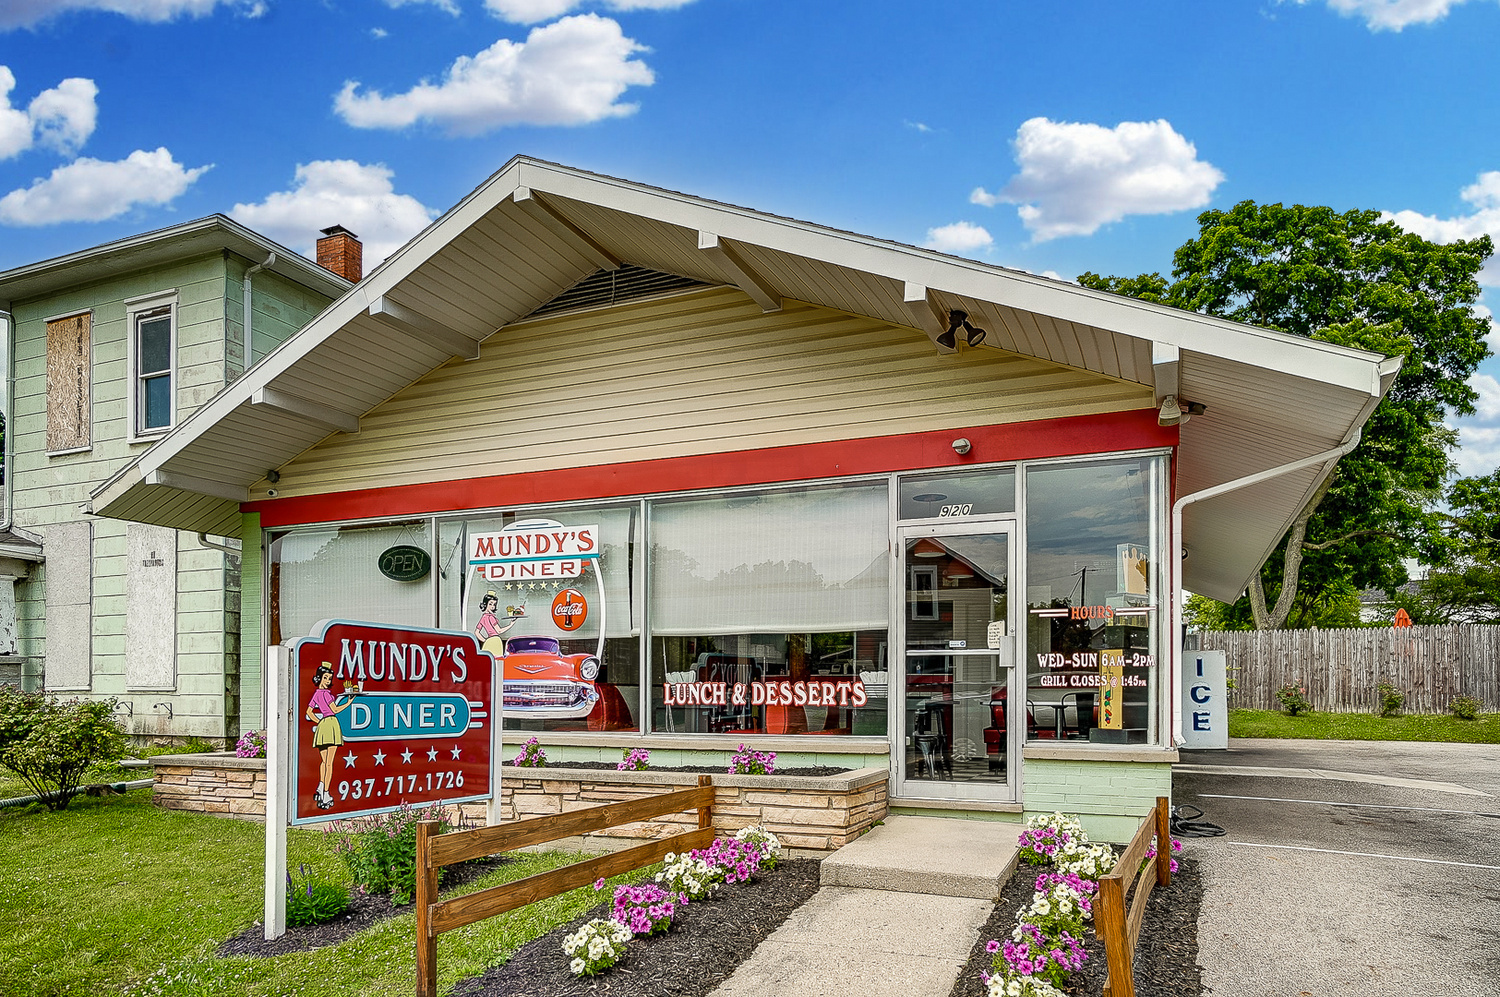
[499,766,889,852]
[150,752,266,821]
[450,858,823,997]
[949,853,1204,997]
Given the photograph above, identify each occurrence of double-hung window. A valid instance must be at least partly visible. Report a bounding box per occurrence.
[126,292,176,439]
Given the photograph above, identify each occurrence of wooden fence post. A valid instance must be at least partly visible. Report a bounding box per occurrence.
[415,819,441,997]
[697,774,712,833]
[1154,796,1171,887]
[1098,873,1132,997]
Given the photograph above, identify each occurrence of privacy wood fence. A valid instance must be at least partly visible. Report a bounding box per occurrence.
[1198,625,1500,714]
[413,776,715,997]
[1097,796,1172,997]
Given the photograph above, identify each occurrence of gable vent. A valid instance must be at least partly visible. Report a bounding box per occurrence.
[529,264,711,318]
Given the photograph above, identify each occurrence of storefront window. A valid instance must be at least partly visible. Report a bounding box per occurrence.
[270,522,434,644]
[438,505,640,733]
[1024,456,1163,744]
[648,482,889,736]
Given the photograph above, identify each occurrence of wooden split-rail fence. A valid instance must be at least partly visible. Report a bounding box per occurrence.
[413,775,715,997]
[1198,624,1500,713]
[1096,796,1172,997]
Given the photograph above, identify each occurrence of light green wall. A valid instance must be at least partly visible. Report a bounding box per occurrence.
[498,738,890,771]
[1021,758,1172,843]
[10,252,332,741]
[238,513,263,735]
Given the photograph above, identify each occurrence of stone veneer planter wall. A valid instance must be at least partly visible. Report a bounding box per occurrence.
[145,752,888,851]
[498,767,890,852]
[151,752,267,821]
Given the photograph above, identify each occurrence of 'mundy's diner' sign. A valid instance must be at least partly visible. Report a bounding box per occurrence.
[468,521,600,581]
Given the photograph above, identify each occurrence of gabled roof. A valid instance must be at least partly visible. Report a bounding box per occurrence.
[0,214,352,307]
[89,156,1398,603]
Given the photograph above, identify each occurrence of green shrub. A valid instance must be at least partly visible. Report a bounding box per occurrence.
[330,802,451,904]
[1376,680,1405,718]
[1449,695,1483,721]
[0,688,127,809]
[285,863,351,927]
[1275,683,1311,716]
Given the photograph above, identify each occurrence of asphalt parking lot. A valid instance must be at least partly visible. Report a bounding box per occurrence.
[1174,739,1500,997]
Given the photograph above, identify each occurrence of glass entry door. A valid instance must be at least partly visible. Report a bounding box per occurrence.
[896,524,1017,801]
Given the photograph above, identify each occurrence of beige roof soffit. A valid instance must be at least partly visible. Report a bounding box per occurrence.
[1205,351,1402,599]
[519,162,1388,392]
[88,176,529,512]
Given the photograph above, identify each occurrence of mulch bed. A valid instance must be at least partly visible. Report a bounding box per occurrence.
[449,858,823,997]
[949,855,1204,997]
[518,762,849,777]
[218,857,513,958]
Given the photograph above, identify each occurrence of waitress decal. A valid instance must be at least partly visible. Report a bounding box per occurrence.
[306,664,360,809]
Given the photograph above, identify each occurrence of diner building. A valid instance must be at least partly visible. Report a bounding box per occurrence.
[91,158,1397,838]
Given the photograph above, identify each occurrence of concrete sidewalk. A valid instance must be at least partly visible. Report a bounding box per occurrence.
[710,816,1020,997]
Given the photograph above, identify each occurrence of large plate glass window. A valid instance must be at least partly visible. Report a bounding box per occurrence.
[1024,455,1165,745]
[648,482,888,737]
[899,468,1015,521]
[270,521,435,645]
[438,505,640,733]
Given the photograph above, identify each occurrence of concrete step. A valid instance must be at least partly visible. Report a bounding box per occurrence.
[819,814,1020,899]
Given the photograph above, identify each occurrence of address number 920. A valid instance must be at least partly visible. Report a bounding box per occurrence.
[938,504,974,517]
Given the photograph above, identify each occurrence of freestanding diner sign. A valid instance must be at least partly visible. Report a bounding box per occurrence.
[263,620,498,938]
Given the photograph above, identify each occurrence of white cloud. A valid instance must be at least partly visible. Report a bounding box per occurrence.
[0,0,264,31]
[0,68,99,160]
[1288,0,1495,31]
[904,120,933,134]
[229,160,436,265]
[971,117,1224,242]
[484,0,696,24]
[1385,172,1500,286]
[335,14,653,135]
[384,0,460,14]
[0,147,209,225]
[28,78,98,154]
[922,221,993,255]
[371,26,388,37]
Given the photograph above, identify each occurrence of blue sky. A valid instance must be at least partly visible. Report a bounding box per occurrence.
[2,0,1499,472]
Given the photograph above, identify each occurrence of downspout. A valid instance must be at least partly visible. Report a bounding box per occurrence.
[241,253,275,377]
[1169,429,1363,746]
[198,533,242,556]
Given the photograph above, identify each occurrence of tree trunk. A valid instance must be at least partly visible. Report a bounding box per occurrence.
[1249,475,1336,630]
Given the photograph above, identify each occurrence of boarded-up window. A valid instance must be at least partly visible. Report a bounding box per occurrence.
[44,521,92,690]
[46,312,91,451]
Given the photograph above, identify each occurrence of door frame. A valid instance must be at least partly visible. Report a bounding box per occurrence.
[893,519,1019,802]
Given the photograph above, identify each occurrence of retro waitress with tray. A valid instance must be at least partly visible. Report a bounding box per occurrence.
[305,665,362,809]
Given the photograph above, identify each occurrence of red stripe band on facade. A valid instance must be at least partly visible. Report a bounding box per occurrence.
[246,409,1177,527]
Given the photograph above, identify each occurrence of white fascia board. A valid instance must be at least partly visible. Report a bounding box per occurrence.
[521,163,1389,396]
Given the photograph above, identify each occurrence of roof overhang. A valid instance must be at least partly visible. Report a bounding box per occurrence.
[89,157,1397,603]
[0,214,352,307]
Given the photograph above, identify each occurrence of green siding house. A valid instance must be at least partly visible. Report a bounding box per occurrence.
[0,216,353,743]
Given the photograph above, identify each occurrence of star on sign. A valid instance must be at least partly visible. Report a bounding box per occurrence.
[401,748,413,764]
[451,746,463,760]
[427,746,439,761]
[372,749,387,766]
[343,753,357,768]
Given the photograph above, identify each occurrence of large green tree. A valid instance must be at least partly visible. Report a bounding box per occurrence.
[1387,471,1500,625]
[1081,201,1493,630]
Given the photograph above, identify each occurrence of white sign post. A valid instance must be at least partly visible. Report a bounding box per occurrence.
[263,643,292,939]
[1179,650,1228,749]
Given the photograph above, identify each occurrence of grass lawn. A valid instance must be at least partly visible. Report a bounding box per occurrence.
[1228,708,1500,743]
[0,791,616,997]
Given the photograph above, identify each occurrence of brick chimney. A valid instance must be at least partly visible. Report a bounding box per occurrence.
[316,225,362,283]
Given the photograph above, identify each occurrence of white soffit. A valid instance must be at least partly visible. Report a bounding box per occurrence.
[91,157,1395,600]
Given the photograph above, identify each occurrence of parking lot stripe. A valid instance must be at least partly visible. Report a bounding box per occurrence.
[1197,793,1500,819]
[1228,841,1500,871]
